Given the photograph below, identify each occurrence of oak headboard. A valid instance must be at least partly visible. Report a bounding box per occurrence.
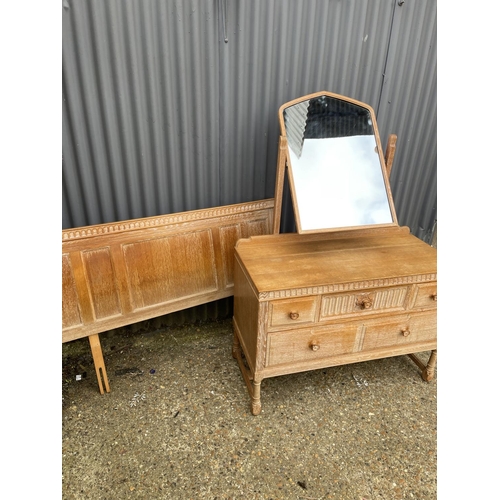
[62,199,274,393]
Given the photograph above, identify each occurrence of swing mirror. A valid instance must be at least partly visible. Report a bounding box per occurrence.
[277,91,397,233]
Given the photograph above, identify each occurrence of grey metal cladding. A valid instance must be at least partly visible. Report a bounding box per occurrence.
[63,0,220,228]
[63,0,436,244]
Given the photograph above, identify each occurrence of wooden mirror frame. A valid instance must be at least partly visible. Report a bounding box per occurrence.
[272,91,399,234]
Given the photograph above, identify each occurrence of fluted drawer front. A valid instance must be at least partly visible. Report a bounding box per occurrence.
[320,286,409,320]
[361,312,436,351]
[269,297,317,327]
[266,323,359,367]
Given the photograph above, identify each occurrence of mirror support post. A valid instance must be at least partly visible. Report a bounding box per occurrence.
[384,134,397,179]
[272,135,288,234]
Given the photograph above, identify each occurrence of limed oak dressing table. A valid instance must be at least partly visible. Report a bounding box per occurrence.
[232,91,437,415]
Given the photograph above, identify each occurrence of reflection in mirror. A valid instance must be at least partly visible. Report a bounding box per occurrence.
[281,94,394,232]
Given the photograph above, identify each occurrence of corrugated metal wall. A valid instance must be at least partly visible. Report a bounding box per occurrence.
[62,0,436,323]
[63,0,221,227]
[377,0,437,242]
[220,0,395,206]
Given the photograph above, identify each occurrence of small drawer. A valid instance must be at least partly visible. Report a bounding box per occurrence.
[411,283,437,309]
[361,312,436,351]
[266,323,359,367]
[269,296,317,328]
[320,286,409,320]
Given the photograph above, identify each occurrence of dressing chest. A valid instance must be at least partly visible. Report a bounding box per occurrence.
[232,91,437,415]
[232,226,436,415]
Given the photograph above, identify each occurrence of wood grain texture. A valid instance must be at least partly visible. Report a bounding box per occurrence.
[62,254,82,329]
[235,226,436,296]
[62,200,274,394]
[62,199,274,344]
[232,227,437,415]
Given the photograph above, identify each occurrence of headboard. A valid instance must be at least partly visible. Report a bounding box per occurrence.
[62,199,274,393]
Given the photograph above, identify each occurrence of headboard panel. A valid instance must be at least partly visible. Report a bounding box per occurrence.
[62,199,274,392]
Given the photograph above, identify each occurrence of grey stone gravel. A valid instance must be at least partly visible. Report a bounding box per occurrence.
[62,318,436,499]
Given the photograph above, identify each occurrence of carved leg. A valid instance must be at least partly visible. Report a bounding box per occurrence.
[251,379,262,416]
[422,349,437,382]
[408,350,437,382]
[232,325,264,415]
[88,334,110,394]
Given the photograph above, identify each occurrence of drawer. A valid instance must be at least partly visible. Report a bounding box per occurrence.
[269,296,317,328]
[320,286,409,320]
[266,323,359,367]
[411,283,437,309]
[361,312,436,351]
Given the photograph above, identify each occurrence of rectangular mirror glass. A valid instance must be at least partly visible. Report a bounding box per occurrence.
[279,92,397,233]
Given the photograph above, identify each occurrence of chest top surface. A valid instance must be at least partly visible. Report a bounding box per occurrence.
[235,227,436,295]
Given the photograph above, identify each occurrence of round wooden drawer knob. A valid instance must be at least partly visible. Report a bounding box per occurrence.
[289,312,300,320]
[357,297,373,310]
[309,341,320,351]
[401,327,411,337]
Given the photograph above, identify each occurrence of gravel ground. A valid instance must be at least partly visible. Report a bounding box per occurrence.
[62,317,436,499]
